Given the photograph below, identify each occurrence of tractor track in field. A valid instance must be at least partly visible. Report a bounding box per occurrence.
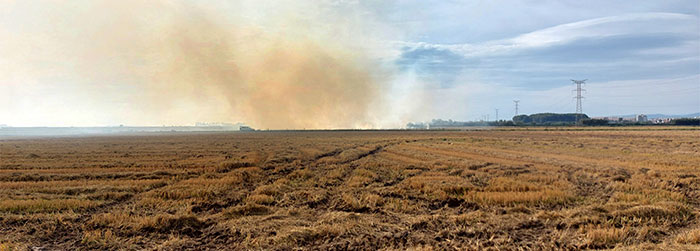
[8,130,697,250]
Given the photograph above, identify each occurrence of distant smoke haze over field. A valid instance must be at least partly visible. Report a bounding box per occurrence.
[1,1,698,128]
[0,1,392,129]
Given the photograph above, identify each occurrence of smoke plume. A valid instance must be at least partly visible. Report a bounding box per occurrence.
[1,1,386,129]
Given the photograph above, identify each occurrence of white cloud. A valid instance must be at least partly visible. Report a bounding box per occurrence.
[397,12,699,58]
[388,13,699,120]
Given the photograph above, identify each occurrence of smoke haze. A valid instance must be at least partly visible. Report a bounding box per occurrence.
[6,1,691,127]
[0,1,390,129]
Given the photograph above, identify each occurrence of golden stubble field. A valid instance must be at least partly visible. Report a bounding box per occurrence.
[0,128,699,250]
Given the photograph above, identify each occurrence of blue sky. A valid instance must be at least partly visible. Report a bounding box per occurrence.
[376,1,700,120]
[0,0,698,127]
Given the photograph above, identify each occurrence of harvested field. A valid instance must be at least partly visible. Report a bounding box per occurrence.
[1,128,699,250]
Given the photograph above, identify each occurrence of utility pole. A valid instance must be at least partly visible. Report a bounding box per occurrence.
[513,100,520,116]
[495,109,499,121]
[571,79,587,124]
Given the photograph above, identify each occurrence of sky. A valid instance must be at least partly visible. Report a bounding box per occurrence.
[1,0,699,128]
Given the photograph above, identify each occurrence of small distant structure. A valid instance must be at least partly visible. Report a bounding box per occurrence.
[406,122,428,129]
[593,117,622,123]
[636,114,648,122]
[239,126,255,131]
[196,122,236,127]
[652,118,672,124]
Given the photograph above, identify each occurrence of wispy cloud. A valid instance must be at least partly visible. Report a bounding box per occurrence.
[395,12,699,88]
[1,1,698,126]
[390,12,699,120]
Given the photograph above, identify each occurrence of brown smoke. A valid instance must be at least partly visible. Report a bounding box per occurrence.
[7,1,383,129]
[154,7,380,129]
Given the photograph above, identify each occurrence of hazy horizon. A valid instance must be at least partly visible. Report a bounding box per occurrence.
[2,1,699,129]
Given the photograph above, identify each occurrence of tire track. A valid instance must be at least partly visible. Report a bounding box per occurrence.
[452,144,690,172]
[402,144,556,169]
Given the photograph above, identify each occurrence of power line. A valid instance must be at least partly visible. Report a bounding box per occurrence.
[540,95,573,113]
[594,75,700,89]
[587,102,699,108]
[587,87,700,98]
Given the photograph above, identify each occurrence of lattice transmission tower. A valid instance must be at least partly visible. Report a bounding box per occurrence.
[571,79,587,114]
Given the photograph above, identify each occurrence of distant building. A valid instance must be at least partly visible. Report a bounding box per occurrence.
[593,117,622,123]
[239,126,255,131]
[593,116,646,124]
[196,122,236,127]
[636,114,648,122]
[652,118,672,124]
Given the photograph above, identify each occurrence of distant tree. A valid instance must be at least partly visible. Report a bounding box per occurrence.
[581,119,609,126]
[670,118,700,126]
[512,113,588,125]
[512,115,530,124]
